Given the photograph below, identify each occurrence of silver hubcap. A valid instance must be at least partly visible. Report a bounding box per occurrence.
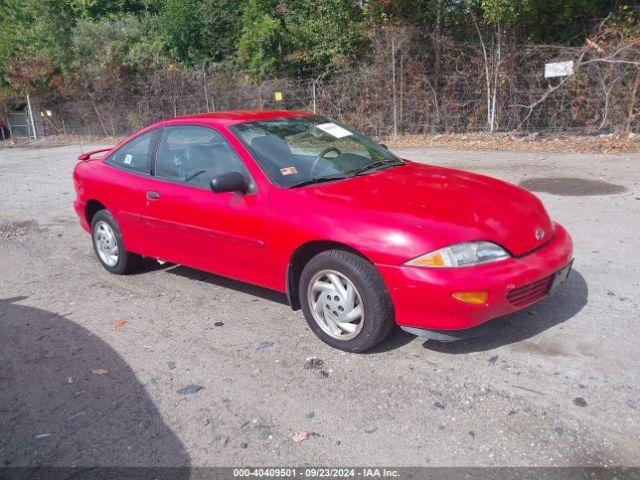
[307,269,364,341]
[94,221,119,267]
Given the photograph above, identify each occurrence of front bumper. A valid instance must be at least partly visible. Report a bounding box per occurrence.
[376,222,573,331]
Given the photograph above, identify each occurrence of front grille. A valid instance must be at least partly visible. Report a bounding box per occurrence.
[507,275,553,307]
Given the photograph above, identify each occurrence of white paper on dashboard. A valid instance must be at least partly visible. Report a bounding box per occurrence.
[316,123,352,138]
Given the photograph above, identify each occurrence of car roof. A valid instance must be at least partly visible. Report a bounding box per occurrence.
[113,110,318,151]
[170,110,315,127]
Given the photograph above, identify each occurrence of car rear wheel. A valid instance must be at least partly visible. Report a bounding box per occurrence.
[91,210,142,274]
[299,249,394,352]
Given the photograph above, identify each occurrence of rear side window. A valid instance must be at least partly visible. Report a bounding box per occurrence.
[105,130,156,174]
[154,125,251,190]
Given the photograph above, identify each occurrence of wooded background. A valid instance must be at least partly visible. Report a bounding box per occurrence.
[1,0,639,137]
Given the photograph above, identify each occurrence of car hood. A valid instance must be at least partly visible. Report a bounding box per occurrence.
[301,162,553,258]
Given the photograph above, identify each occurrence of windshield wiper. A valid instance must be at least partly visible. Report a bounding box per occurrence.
[288,159,404,188]
[288,173,349,188]
[347,159,404,177]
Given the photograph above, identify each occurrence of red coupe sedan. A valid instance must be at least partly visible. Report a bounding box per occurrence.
[73,110,573,352]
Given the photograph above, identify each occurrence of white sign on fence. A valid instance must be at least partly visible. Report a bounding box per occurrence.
[545,60,574,78]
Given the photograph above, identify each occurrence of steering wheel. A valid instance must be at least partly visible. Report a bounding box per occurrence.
[309,147,342,177]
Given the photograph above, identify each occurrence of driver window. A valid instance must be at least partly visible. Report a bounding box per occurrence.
[154,125,250,190]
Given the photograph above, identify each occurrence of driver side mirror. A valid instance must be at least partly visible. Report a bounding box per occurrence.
[379,143,389,150]
[210,172,248,194]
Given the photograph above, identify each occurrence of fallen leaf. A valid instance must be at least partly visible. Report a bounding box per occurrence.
[292,431,310,442]
[113,320,127,329]
[92,368,109,376]
[385,132,640,154]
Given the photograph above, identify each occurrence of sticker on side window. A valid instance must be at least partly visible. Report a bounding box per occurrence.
[280,166,298,176]
[316,123,352,139]
[123,154,133,165]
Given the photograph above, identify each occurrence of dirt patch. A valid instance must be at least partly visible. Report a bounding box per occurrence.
[0,220,40,239]
[386,132,640,154]
[519,177,627,196]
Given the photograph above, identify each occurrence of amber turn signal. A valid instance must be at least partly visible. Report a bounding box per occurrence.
[451,291,489,305]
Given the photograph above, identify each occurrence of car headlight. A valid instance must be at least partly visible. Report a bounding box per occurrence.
[405,241,510,267]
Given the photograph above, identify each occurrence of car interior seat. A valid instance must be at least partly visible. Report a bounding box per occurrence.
[250,135,293,170]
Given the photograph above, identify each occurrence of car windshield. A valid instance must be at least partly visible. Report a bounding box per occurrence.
[230,115,402,187]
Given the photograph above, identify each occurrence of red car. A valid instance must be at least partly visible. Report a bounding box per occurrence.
[73,111,573,352]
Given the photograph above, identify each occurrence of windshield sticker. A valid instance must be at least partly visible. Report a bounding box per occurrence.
[316,123,352,139]
[123,154,133,165]
[280,166,298,176]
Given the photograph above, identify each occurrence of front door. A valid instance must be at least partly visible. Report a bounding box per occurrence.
[142,125,276,289]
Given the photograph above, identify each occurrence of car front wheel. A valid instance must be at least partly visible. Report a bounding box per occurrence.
[91,210,142,275]
[299,249,394,352]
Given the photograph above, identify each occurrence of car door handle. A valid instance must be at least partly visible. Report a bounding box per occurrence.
[146,191,160,200]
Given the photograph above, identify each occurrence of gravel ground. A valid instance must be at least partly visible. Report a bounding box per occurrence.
[0,142,639,468]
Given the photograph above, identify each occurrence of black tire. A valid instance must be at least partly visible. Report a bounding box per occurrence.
[91,210,142,275]
[299,249,394,352]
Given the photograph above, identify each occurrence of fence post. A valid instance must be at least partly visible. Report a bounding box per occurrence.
[26,93,37,139]
[392,37,398,138]
[89,95,108,136]
[4,108,12,138]
[312,73,322,114]
[202,60,210,112]
[312,79,316,114]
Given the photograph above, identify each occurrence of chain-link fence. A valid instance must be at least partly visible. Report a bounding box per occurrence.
[19,33,640,139]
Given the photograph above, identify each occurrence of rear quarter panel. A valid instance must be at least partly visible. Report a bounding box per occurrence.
[73,159,153,255]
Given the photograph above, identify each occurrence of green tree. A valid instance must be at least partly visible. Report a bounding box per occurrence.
[0,0,77,100]
[153,0,243,67]
[236,0,283,79]
[70,14,154,94]
[67,0,146,20]
[368,0,623,46]
[519,0,619,45]
[237,0,369,80]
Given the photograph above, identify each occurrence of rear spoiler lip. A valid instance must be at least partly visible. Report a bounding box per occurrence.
[77,147,112,162]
